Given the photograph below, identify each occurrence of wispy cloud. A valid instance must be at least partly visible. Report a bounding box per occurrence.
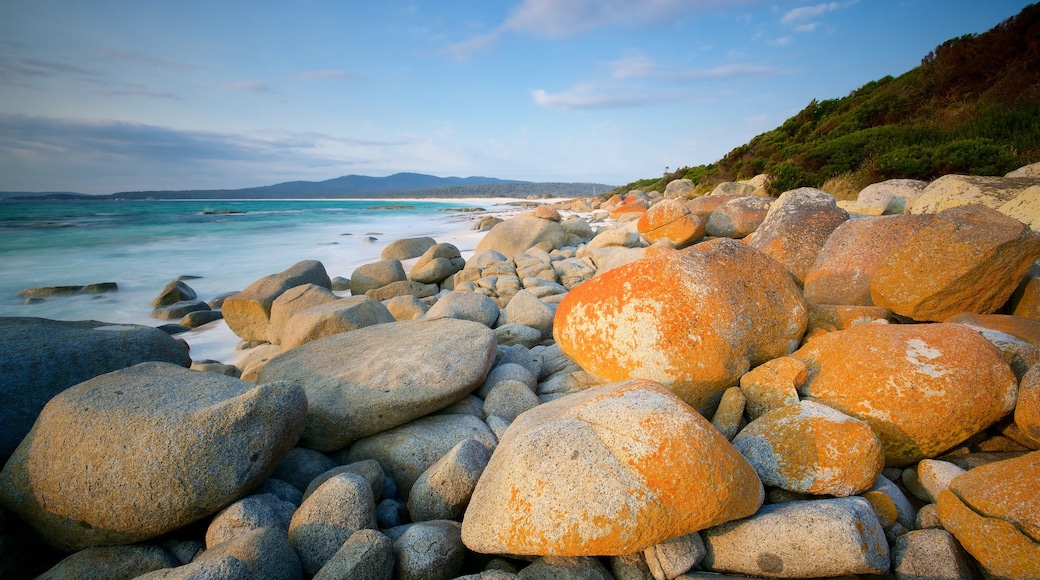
[221,80,272,93]
[611,56,784,81]
[96,47,201,70]
[97,84,181,100]
[532,85,698,110]
[296,69,361,81]
[449,0,766,60]
[780,1,857,31]
[0,46,100,85]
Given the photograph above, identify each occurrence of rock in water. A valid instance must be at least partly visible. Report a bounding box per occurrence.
[553,240,806,411]
[794,322,1017,466]
[0,362,307,551]
[870,204,1040,321]
[461,379,763,556]
[0,317,191,457]
[259,318,496,451]
[222,260,331,342]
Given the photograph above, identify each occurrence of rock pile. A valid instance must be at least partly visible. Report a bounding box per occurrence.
[2,166,1040,579]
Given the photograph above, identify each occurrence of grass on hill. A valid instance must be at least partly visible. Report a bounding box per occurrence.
[613,3,1040,199]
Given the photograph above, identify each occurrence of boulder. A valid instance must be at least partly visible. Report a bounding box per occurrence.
[664,178,694,198]
[350,259,407,296]
[0,318,191,458]
[870,204,1040,321]
[288,472,377,576]
[151,280,197,307]
[636,199,705,248]
[146,525,301,580]
[701,497,889,578]
[483,379,541,422]
[519,556,612,579]
[737,357,805,421]
[150,299,210,320]
[710,182,756,197]
[1017,364,1040,441]
[476,215,568,259]
[259,318,496,451]
[852,179,929,215]
[1000,184,1040,230]
[365,280,438,301]
[644,532,704,580]
[495,323,543,348]
[0,362,306,551]
[802,214,928,306]
[909,174,1040,215]
[180,309,223,329]
[425,291,500,327]
[37,545,179,579]
[733,401,884,496]
[746,188,849,286]
[704,196,772,239]
[270,447,338,493]
[407,437,491,522]
[410,243,466,284]
[223,260,331,342]
[710,387,746,442]
[280,296,395,350]
[267,283,339,344]
[312,529,394,580]
[892,529,976,580]
[302,460,386,503]
[685,194,743,219]
[383,236,437,261]
[499,289,555,339]
[916,459,966,503]
[553,240,807,411]
[793,322,1017,466]
[561,216,594,242]
[610,200,649,221]
[383,294,430,321]
[205,493,296,548]
[937,451,1040,579]
[461,380,763,556]
[394,520,466,580]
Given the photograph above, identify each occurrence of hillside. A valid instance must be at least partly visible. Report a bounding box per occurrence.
[2,173,614,201]
[617,3,1040,198]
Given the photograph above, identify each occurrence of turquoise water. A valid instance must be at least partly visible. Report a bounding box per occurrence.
[0,198,501,362]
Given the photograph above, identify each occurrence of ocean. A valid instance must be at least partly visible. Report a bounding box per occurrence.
[0,198,509,364]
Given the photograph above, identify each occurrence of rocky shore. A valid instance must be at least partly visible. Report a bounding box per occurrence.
[2,166,1040,579]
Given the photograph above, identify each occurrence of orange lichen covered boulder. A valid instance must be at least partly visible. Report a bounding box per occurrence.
[937,451,1040,579]
[553,239,807,411]
[1017,365,1040,441]
[636,199,705,248]
[733,400,884,496]
[794,323,1017,466]
[870,204,1040,322]
[746,188,849,286]
[609,199,649,221]
[803,215,927,306]
[460,379,763,556]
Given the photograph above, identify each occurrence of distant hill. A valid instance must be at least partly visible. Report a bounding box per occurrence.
[616,3,1040,198]
[2,172,615,201]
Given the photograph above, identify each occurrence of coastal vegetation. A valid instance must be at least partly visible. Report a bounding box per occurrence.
[615,3,1040,198]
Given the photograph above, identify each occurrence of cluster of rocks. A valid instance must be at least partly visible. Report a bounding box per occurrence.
[2,163,1040,579]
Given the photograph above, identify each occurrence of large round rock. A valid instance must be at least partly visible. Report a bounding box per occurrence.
[794,323,1017,466]
[553,240,807,411]
[461,379,763,556]
[259,318,497,451]
[0,317,191,458]
[475,214,567,259]
[0,362,306,551]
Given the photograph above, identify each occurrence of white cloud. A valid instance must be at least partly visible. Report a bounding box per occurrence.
[449,0,766,59]
[610,56,784,82]
[532,85,697,110]
[221,80,271,93]
[296,69,360,81]
[779,0,858,32]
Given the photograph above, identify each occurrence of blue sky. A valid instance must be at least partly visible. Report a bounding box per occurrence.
[0,1,1031,194]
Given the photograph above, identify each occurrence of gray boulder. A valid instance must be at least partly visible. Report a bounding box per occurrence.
[350,259,407,296]
[475,214,568,259]
[271,447,338,492]
[0,318,191,457]
[150,299,210,320]
[223,260,331,342]
[499,289,555,339]
[36,545,179,580]
[138,526,301,580]
[407,437,491,522]
[0,362,307,551]
[410,243,466,284]
[517,556,613,579]
[259,318,497,451]
[365,280,439,301]
[393,520,466,580]
[280,296,395,350]
[267,284,339,344]
[483,380,540,422]
[152,280,197,307]
[383,236,437,261]
[303,459,386,503]
[288,472,377,576]
[345,414,497,495]
[425,291,501,327]
[205,493,296,548]
[313,529,394,580]
[180,309,223,328]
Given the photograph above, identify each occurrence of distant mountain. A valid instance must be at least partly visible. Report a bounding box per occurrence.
[2,173,614,201]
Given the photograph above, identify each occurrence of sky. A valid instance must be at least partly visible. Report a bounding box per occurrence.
[0,1,1033,194]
